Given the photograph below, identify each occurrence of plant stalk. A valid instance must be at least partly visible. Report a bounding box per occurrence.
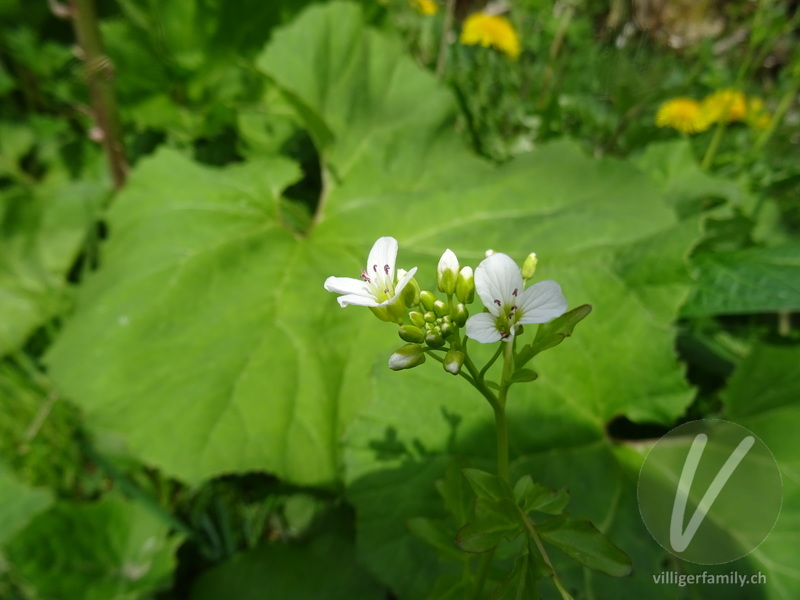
[66,0,128,189]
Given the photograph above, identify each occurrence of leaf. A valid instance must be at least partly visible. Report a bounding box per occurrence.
[682,243,800,316]
[490,548,549,600]
[407,517,465,562]
[6,496,181,600]
[435,458,475,526]
[633,140,746,218]
[537,516,632,577]
[721,342,800,599]
[0,463,52,547]
[513,476,569,516]
[455,498,523,553]
[190,522,385,600]
[0,177,105,356]
[462,468,515,502]
[516,305,592,366]
[509,369,539,383]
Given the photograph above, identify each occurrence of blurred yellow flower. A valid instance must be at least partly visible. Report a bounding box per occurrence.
[655,98,710,134]
[700,89,747,123]
[460,12,521,60]
[410,0,437,16]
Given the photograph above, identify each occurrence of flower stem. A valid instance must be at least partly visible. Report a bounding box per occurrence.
[520,512,575,600]
[492,401,509,481]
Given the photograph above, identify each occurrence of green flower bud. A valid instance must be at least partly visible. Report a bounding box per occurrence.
[433,300,450,318]
[388,344,426,371]
[425,331,445,348]
[398,325,425,343]
[420,290,437,311]
[521,253,538,280]
[452,303,468,327]
[398,269,421,307]
[485,249,495,257]
[424,311,436,323]
[443,349,465,375]
[440,321,455,339]
[437,249,459,295]
[409,311,426,327]
[456,267,475,304]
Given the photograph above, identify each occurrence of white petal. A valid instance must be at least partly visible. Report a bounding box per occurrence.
[324,276,371,297]
[336,293,381,308]
[465,312,503,343]
[474,253,524,316]
[437,249,459,275]
[517,280,568,324]
[366,236,398,281]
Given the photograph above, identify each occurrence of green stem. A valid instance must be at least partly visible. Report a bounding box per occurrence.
[66,0,128,189]
[492,401,509,481]
[520,513,575,600]
[753,75,800,152]
[435,0,456,78]
[473,549,497,600]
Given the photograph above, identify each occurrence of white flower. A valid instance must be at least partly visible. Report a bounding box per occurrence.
[324,236,417,308]
[465,253,567,343]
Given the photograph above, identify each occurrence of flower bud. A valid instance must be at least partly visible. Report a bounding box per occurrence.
[437,249,459,295]
[409,311,426,328]
[420,290,437,311]
[521,253,538,280]
[440,321,455,339]
[425,331,445,348]
[456,267,475,304]
[423,311,436,323]
[388,344,426,371]
[452,303,468,327]
[398,325,425,343]
[443,349,465,375]
[485,249,495,257]
[433,300,450,318]
[398,269,421,307]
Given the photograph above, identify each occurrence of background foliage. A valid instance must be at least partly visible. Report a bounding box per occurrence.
[0,0,798,598]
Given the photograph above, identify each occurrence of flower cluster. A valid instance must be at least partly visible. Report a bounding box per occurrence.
[656,89,770,134]
[460,12,521,60]
[324,237,568,373]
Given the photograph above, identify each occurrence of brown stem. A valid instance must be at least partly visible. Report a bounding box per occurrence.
[63,0,128,189]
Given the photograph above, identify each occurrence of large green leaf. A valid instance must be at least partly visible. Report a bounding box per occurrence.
[722,343,800,600]
[47,0,695,503]
[682,243,800,317]
[5,496,181,600]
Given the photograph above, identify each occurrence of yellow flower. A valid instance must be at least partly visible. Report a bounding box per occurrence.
[460,12,521,60]
[410,0,437,16]
[655,98,710,134]
[700,89,748,123]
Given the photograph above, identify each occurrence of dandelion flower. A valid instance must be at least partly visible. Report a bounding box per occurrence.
[700,89,748,123]
[460,12,521,60]
[410,0,437,16]
[655,98,710,134]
